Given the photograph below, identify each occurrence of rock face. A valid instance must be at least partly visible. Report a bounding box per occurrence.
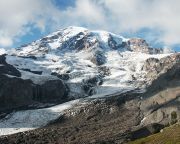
[140,55,180,126]
[142,53,180,83]
[127,38,150,53]
[0,54,21,77]
[0,75,34,112]
[0,55,68,112]
[33,80,67,103]
[126,38,163,54]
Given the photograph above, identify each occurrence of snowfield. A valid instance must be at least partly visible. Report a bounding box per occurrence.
[0,100,80,136]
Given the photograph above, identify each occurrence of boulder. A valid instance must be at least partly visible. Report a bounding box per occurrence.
[130,123,164,140]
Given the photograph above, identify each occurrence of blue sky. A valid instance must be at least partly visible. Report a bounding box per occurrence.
[0,0,179,52]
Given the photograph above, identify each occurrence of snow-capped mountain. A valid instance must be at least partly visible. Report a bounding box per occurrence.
[0,26,179,140]
[4,26,169,98]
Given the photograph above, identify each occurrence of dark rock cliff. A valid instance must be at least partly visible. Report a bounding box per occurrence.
[0,55,68,113]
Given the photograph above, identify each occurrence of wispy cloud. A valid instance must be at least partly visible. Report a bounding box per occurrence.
[0,0,180,49]
[0,0,59,47]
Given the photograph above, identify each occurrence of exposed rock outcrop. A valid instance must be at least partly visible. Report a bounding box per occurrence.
[0,54,21,77]
[127,38,163,54]
[142,53,180,84]
[0,55,68,113]
[140,54,180,126]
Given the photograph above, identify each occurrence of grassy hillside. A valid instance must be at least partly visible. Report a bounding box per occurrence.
[129,123,180,144]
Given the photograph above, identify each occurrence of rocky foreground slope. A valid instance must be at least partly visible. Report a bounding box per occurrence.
[0,26,179,143]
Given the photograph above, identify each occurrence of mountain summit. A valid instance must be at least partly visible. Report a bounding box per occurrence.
[16,26,162,55]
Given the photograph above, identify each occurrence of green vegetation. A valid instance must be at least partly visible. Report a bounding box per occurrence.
[129,123,180,144]
[171,111,177,125]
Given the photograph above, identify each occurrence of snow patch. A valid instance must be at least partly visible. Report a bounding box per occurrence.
[0,100,80,136]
